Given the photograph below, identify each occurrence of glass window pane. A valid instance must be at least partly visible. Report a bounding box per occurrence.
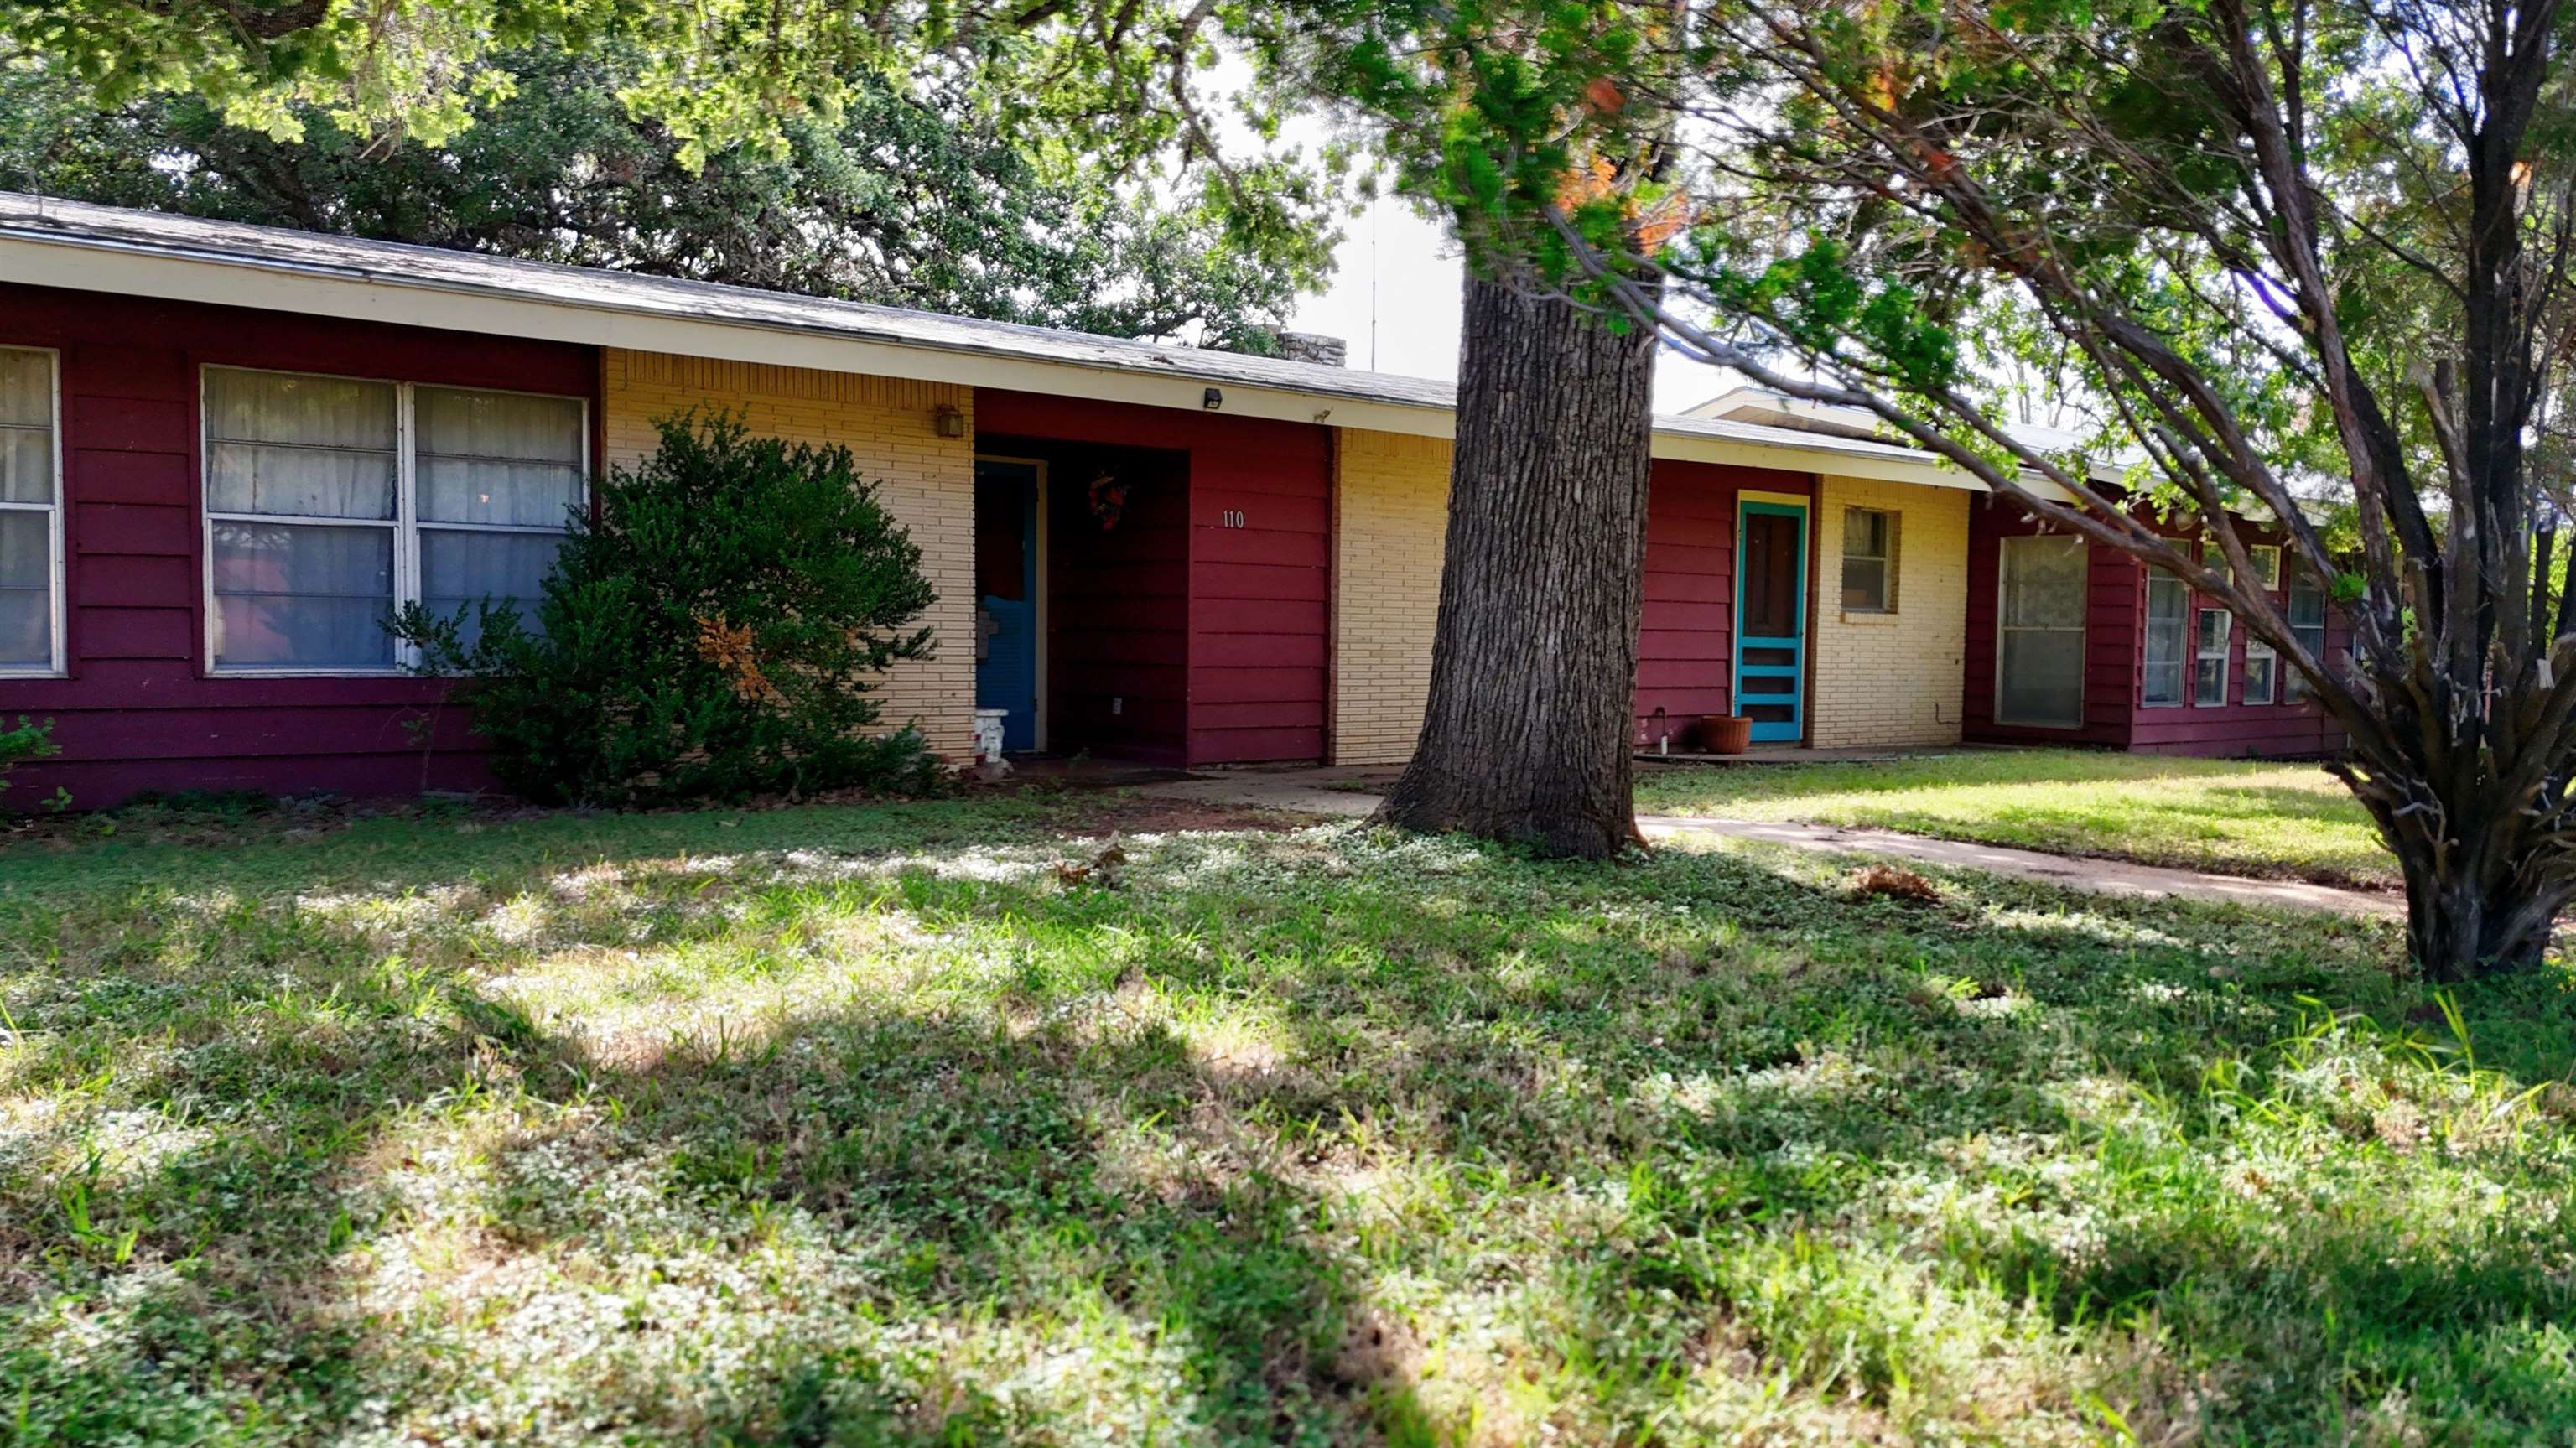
[0,350,49,428]
[210,521,394,668]
[2251,546,2282,589]
[2194,656,2227,705]
[1999,630,2085,728]
[2143,573,2188,706]
[0,511,50,666]
[2196,609,2231,655]
[2245,644,2277,705]
[416,388,584,526]
[2288,573,2326,627]
[2001,535,2087,626]
[1841,558,1888,611]
[421,528,565,646]
[0,428,49,506]
[0,350,52,506]
[204,369,397,519]
[1842,507,1887,558]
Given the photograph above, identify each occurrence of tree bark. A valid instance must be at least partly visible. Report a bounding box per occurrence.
[2343,755,2569,981]
[1372,271,1658,859]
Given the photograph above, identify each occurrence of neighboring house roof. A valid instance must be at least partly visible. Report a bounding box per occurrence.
[0,192,1981,491]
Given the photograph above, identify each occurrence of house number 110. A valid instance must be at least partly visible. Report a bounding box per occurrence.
[1219,510,1247,528]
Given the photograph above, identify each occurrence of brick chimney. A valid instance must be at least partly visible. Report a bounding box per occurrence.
[1274,330,1348,367]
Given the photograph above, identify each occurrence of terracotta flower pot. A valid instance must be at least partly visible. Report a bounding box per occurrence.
[1702,714,1752,755]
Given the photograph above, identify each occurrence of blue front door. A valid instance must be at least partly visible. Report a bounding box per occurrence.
[974,460,1040,750]
[1732,501,1807,743]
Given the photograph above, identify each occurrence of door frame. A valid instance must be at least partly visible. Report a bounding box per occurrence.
[974,454,1051,750]
[1732,490,1810,745]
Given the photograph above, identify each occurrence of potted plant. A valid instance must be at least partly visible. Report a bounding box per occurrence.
[1701,714,1752,755]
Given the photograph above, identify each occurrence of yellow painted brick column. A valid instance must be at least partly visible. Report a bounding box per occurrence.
[1332,429,1452,765]
[600,350,977,760]
[1807,475,1970,748]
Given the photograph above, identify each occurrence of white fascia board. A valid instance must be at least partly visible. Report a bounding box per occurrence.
[0,230,1976,489]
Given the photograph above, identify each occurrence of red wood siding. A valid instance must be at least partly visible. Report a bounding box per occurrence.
[1962,496,2350,758]
[1962,501,2139,747]
[1634,460,1812,745]
[976,390,1332,766]
[2125,516,2350,758]
[0,283,596,807]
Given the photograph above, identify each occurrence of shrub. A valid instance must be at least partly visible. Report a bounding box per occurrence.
[0,715,56,804]
[394,411,940,805]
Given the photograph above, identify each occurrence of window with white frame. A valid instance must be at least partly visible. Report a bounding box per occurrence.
[0,348,62,675]
[2244,636,2277,704]
[204,367,584,672]
[2285,568,2327,703]
[2199,537,2231,586]
[2194,607,2231,706]
[1841,506,1897,612]
[2142,570,2188,707]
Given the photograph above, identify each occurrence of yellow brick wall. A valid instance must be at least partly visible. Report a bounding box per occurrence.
[1332,428,1452,765]
[1807,475,1969,748]
[600,350,977,759]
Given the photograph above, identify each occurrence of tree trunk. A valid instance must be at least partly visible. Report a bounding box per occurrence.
[2360,771,2568,982]
[1372,270,1659,859]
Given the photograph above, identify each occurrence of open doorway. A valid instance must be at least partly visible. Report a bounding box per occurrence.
[974,457,1045,751]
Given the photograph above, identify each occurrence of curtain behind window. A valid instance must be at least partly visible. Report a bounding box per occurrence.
[1997,534,2088,727]
[417,387,584,647]
[205,370,400,668]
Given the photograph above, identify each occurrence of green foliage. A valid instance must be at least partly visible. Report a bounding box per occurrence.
[0,715,56,802]
[392,411,939,806]
[0,48,1329,349]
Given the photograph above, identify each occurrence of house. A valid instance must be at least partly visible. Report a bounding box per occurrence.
[1689,389,2351,758]
[0,195,2335,807]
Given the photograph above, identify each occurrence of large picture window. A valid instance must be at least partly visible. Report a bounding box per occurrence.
[2142,570,2188,708]
[204,368,584,672]
[1996,533,2088,728]
[0,347,62,675]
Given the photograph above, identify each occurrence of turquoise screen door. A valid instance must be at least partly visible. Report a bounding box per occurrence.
[1732,500,1808,743]
[974,460,1041,750]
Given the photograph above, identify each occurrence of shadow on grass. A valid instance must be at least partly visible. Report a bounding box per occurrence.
[4,813,2574,1441]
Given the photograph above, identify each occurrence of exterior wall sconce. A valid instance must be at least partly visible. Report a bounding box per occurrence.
[1202,387,1223,411]
[934,404,968,439]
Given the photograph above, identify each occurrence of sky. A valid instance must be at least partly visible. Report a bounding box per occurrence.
[1281,193,1743,418]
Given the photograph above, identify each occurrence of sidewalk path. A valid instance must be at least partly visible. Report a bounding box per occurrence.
[1140,771,2402,921]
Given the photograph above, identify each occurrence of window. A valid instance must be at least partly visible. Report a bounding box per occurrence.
[2194,607,2231,705]
[2285,568,2327,703]
[1996,533,2088,728]
[2142,570,2188,707]
[2199,537,2231,586]
[0,348,61,675]
[2244,636,2277,704]
[204,368,584,672]
[2248,544,2282,590]
[1841,507,1897,612]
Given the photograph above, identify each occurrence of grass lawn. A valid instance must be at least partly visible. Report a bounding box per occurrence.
[6,789,2574,1445]
[1636,748,2398,890]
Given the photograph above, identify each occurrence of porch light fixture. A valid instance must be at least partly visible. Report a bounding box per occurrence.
[1202,387,1223,410]
[933,404,968,438]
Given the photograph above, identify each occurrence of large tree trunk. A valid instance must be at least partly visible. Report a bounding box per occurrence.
[2345,756,2570,982]
[1372,271,1658,859]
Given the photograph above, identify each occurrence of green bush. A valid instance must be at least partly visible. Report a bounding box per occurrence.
[394,411,940,805]
[0,715,56,804]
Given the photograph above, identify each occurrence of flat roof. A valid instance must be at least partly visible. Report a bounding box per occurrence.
[0,192,1976,489]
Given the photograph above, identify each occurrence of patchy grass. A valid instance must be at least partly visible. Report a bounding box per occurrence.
[5,791,2573,1445]
[1637,748,2397,889]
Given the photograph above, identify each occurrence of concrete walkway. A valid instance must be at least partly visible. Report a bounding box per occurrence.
[1141,770,2402,921]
